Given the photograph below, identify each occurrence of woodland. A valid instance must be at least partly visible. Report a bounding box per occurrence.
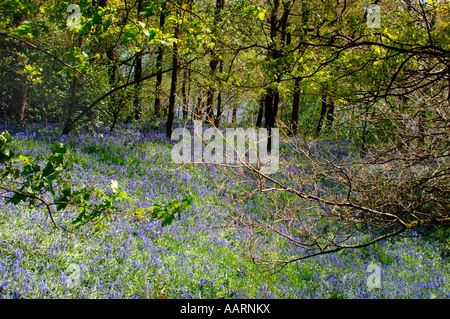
[0,0,449,299]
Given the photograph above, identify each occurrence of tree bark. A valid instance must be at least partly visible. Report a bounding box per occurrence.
[62,35,83,134]
[182,68,189,120]
[205,0,225,125]
[232,102,237,124]
[133,0,144,121]
[154,2,167,117]
[214,60,223,127]
[106,46,118,131]
[326,98,335,129]
[264,87,280,151]
[256,95,264,127]
[11,86,27,122]
[263,0,291,151]
[205,60,217,124]
[290,77,301,135]
[166,23,179,138]
[214,90,222,126]
[9,12,27,122]
[195,93,203,120]
[65,76,79,132]
[92,0,108,7]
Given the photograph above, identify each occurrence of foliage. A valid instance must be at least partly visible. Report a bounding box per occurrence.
[0,130,192,231]
[147,195,193,227]
[0,125,449,299]
[1,0,450,298]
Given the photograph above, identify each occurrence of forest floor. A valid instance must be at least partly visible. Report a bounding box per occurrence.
[0,122,449,299]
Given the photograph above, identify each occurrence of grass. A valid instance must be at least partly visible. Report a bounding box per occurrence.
[0,123,449,299]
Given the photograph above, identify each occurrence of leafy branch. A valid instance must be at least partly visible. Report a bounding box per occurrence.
[0,131,193,232]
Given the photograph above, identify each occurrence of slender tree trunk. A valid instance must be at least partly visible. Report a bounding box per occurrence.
[264,87,280,152]
[326,98,334,129]
[40,100,47,127]
[93,0,108,7]
[11,86,27,122]
[256,95,264,127]
[166,24,179,138]
[106,46,119,131]
[154,2,166,117]
[267,0,289,141]
[154,51,163,116]
[361,118,368,156]
[272,90,280,128]
[205,0,225,125]
[215,91,222,126]
[9,13,27,122]
[195,94,203,120]
[64,76,78,133]
[133,52,142,120]
[232,102,237,124]
[110,108,120,132]
[290,77,301,135]
[133,0,144,121]
[263,0,278,132]
[205,59,217,124]
[256,95,265,127]
[182,68,188,120]
[214,60,223,127]
[187,68,191,119]
[264,0,285,152]
[264,90,275,127]
[62,35,83,134]
[264,92,274,128]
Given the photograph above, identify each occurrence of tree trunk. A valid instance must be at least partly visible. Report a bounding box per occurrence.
[214,91,222,127]
[326,98,334,129]
[290,77,301,135]
[187,68,191,119]
[62,76,79,134]
[110,108,120,132]
[205,0,225,125]
[154,2,167,117]
[264,87,280,152]
[133,0,144,121]
[232,102,237,124]
[9,13,27,122]
[361,116,368,155]
[11,86,27,122]
[195,94,203,120]
[166,24,179,138]
[133,52,142,121]
[256,95,264,127]
[205,59,217,124]
[93,0,108,7]
[181,68,189,120]
[263,0,286,152]
[62,35,83,134]
[214,60,223,127]
[106,46,119,131]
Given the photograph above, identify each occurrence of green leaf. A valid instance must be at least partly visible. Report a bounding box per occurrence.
[8,193,26,205]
